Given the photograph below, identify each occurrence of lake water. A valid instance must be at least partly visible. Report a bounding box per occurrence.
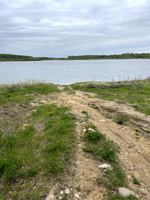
[0,59,150,85]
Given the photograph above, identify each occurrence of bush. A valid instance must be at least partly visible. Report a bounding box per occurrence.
[86,130,105,141]
[115,115,129,124]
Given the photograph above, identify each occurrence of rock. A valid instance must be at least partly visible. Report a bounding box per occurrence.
[140,188,149,194]
[64,111,75,115]
[118,187,135,197]
[88,128,94,132]
[75,194,80,198]
[98,164,112,170]
[129,166,134,171]
[45,194,56,200]
[99,120,105,122]
[65,188,70,194]
[127,175,132,179]
[59,197,62,199]
[83,129,86,133]
[20,104,27,108]
[60,191,64,195]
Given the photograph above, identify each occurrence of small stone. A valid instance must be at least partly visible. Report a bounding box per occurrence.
[59,197,62,200]
[64,111,75,115]
[83,129,86,133]
[130,167,134,171]
[127,175,132,179]
[140,188,149,194]
[118,187,135,197]
[98,164,112,170]
[65,188,70,194]
[45,194,56,200]
[75,194,80,198]
[60,191,64,195]
[99,120,105,122]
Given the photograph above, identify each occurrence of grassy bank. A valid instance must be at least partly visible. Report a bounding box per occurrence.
[0,83,76,199]
[71,78,150,115]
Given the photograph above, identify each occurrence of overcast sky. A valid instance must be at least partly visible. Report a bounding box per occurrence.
[0,0,150,57]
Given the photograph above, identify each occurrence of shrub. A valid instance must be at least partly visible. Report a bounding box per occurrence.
[115,115,129,124]
[86,130,105,142]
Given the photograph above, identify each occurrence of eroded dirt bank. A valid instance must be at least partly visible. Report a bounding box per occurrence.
[32,87,150,200]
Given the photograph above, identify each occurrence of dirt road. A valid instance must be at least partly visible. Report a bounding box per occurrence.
[34,87,150,200]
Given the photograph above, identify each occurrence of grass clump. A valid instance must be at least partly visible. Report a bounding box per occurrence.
[144,130,150,133]
[109,194,138,200]
[133,176,141,185]
[85,130,105,142]
[114,115,129,124]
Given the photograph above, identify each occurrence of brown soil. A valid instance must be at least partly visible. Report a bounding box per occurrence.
[32,86,150,200]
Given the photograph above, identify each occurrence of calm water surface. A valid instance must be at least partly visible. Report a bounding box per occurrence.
[0,59,150,85]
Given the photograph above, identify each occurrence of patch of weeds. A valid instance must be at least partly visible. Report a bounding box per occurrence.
[0,103,76,199]
[0,156,22,183]
[86,130,105,142]
[135,129,139,132]
[132,105,139,109]
[91,105,99,109]
[82,111,88,115]
[83,121,128,196]
[19,125,35,138]
[109,194,138,200]
[144,130,150,133]
[62,195,68,200]
[0,196,4,200]
[114,115,129,124]
[27,168,38,177]
[86,122,96,130]
[133,176,141,185]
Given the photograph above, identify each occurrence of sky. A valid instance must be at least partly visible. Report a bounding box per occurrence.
[0,0,150,57]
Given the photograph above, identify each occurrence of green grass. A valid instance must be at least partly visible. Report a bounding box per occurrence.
[0,102,76,199]
[0,83,60,105]
[71,79,150,115]
[82,122,138,199]
[133,176,141,185]
[114,115,129,124]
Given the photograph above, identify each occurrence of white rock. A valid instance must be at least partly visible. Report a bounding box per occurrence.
[98,164,112,170]
[83,129,86,133]
[88,128,94,132]
[64,111,75,115]
[65,188,70,194]
[60,191,64,195]
[75,194,80,198]
[59,197,62,200]
[45,194,56,200]
[127,175,132,179]
[118,187,135,197]
[99,120,105,122]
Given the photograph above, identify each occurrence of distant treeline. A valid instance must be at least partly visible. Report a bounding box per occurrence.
[0,53,150,61]
[67,53,150,60]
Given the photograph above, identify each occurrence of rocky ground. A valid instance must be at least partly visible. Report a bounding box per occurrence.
[30,85,150,200]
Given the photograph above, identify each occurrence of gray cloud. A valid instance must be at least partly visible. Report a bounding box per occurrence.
[0,0,150,57]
